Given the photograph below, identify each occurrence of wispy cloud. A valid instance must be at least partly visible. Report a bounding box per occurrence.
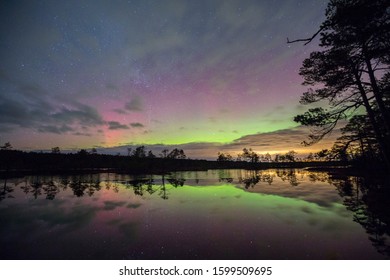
[130,122,144,128]
[113,108,127,115]
[38,124,74,134]
[108,121,130,130]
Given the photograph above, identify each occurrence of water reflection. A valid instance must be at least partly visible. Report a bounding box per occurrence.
[0,178,13,201]
[334,176,390,257]
[0,169,389,259]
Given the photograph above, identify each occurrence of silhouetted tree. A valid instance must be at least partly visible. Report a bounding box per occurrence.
[333,114,379,161]
[239,148,259,163]
[217,152,233,161]
[285,150,297,162]
[160,149,169,158]
[147,150,156,158]
[314,149,331,161]
[329,144,349,161]
[1,142,12,150]
[306,152,314,161]
[51,147,61,154]
[280,155,287,162]
[263,153,272,162]
[167,148,186,159]
[91,148,98,155]
[77,149,89,156]
[0,142,15,171]
[132,146,146,158]
[290,0,390,168]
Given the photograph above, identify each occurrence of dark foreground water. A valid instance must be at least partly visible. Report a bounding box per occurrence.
[0,169,389,259]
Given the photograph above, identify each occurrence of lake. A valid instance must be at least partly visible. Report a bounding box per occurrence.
[0,169,389,259]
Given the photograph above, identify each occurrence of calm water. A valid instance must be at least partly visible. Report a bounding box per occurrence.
[0,169,389,259]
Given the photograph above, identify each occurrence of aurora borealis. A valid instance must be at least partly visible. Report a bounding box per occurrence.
[0,0,336,159]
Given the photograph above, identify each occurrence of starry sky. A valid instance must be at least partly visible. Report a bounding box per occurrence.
[0,0,337,159]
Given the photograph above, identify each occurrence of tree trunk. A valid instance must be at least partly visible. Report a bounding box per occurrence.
[353,69,390,170]
[362,45,390,138]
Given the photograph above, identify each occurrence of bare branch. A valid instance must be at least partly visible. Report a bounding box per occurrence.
[287,27,324,45]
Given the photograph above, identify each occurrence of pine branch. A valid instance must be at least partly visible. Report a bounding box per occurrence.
[287,28,324,45]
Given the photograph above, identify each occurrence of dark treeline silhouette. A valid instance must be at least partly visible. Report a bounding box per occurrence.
[0,143,347,177]
[0,148,200,175]
[218,148,299,163]
[289,0,390,170]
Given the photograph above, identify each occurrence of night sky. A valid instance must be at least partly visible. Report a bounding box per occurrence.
[0,0,336,159]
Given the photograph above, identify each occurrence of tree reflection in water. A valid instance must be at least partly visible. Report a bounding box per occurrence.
[234,169,390,258]
[0,178,13,201]
[333,176,390,257]
[126,174,186,200]
[238,170,275,188]
[0,169,389,257]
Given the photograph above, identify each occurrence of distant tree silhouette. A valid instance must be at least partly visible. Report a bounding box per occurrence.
[1,142,12,150]
[238,148,259,163]
[263,153,272,162]
[91,148,98,155]
[314,149,331,161]
[167,148,186,159]
[0,142,15,171]
[279,155,286,162]
[147,150,156,158]
[160,149,169,158]
[77,149,89,156]
[285,150,297,162]
[132,146,146,158]
[290,0,390,169]
[217,152,233,161]
[51,147,61,154]
[306,152,314,161]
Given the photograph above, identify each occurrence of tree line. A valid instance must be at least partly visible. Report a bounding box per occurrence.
[28,144,187,160]
[0,142,194,174]
[217,148,352,163]
[218,149,300,163]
